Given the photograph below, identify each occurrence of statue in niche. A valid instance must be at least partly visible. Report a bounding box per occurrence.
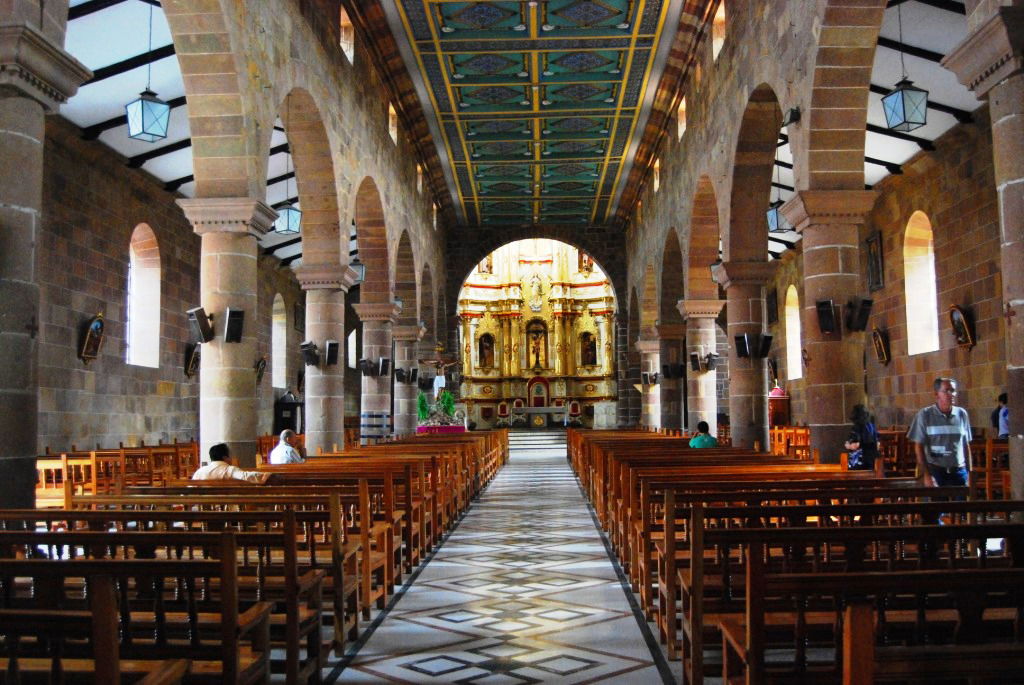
[479,253,493,274]
[581,332,597,366]
[528,273,543,312]
[526,320,547,369]
[578,251,594,274]
[478,333,495,368]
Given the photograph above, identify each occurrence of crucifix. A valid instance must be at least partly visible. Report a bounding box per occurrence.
[1003,302,1017,327]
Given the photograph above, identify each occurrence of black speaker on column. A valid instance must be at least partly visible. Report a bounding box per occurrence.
[816,300,838,334]
[734,335,750,358]
[224,308,245,343]
[187,307,215,343]
[324,340,339,366]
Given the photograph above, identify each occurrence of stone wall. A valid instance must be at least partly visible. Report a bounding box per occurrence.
[38,116,304,451]
[863,108,1004,429]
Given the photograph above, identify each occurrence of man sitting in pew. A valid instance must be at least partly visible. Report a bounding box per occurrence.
[269,429,305,464]
[192,443,270,483]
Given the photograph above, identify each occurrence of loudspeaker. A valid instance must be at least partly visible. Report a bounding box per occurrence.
[690,352,702,371]
[673,363,686,378]
[187,307,215,343]
[300,341,320,366]
[324,340,339,366]
[756,334,773,359]
[224,308,244,343]
[846,297,874,332]
[816,300,838,334]
[705,353,719,371]
[395,368,407,383]
[641,372,651,386]
[378,358,391,377]
[409,368,418,383]
[358,359,376,376]
[734,335,750,358]
[662,364,672,379]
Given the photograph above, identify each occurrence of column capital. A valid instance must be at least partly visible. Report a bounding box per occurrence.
[177,197,276,238]
[710,261,774,289]
[353,302,400,323]
[392,324,426,342]
[293,263,360,292]
[943,7,1024,97]
[780,190,878,232]
[678,299,726,320]
[0,24,91,111]
[655,323,687,341]
[635,339,660,355]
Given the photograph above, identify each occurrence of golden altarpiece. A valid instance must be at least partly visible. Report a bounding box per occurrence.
[457,240,617,429]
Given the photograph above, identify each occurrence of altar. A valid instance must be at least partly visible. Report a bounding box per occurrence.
[513,406,568,429]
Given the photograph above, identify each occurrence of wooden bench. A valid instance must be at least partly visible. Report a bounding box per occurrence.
[0,532,273,684]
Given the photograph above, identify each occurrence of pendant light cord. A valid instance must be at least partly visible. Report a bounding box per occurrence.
[896,3,907,80]
[146,2,154,91]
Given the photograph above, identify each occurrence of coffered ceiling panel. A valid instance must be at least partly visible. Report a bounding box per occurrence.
[384,0,692,226]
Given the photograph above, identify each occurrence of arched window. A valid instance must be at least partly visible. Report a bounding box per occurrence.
[339,6,354,62]
[388,103,398,144]
[904,211,939,355]
[785,284,802,380]
[712,1,726,60]
[347,328,358,368]
[652,158,661,193]
[676,97,687,140]
[126,224,160,367]
[478,334,495,368]
[272,294,287,387]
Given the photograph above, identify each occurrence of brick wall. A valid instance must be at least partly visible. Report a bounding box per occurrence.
[38,116,304,452]
[862,108,1004,430]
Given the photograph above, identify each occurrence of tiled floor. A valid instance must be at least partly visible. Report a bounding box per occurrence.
[336,430,674,684]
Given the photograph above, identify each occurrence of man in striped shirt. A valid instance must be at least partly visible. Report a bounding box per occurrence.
[907,377,973,488]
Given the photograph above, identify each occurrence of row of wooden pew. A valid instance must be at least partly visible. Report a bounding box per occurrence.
[568,428,1024,684]
[4,429,508,683]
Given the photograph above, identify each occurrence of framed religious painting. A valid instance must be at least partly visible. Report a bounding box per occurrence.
[871,326,891,365]
[949,305,975,349]
[866,232,884,292]
[78,313,105,365]
[184,342,201,378]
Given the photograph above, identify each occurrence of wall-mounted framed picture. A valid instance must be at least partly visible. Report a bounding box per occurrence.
[78,313,105,365]
[254,355,267,385]
[871,326,891,365]
[184,342,201,378]
[949,305,975,349]
[765,288,778,325]
[866,232,884,292]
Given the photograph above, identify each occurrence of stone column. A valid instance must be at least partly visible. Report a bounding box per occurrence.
[294,264,358,454]
[0,17,90,507]
[712,261,774,449]
[944,6,1024,498]
[393,324,425,437]
[178,199,275,467]
[636,339,661,429]
[353,302,399,445]
[657,323,686,430]
[782,191,876,463]
[680,300,726,435]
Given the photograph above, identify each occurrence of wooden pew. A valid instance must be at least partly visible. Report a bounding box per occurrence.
[0,532,273,684]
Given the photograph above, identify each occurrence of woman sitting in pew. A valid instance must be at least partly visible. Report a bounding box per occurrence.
[192,442,270,483]
[844,404,879,471]
[688,421,719,448]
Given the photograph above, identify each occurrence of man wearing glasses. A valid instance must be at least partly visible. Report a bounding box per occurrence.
[907,377,973,488]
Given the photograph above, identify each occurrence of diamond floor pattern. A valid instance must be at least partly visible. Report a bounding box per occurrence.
[339,430,673,684]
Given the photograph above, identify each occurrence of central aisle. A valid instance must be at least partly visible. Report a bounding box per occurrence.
[340,430,671,684]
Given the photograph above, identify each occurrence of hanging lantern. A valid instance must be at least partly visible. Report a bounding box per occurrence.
[125,4,170,143]
[766,199,785,233]
[126,89,171,142]
[274,202,301,235]
[882,78,928,132]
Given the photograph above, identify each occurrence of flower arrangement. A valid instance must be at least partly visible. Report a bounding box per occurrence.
[416,389,461,426]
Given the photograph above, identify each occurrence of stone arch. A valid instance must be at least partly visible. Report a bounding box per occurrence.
[725,84,781,262]
[354,177,390,304]
[393,230,417,327]
[162,0,259,198]
[420,264,436,345]
[275,88,342,268]
[688,175,721,300]
[800,0,887,191]
[660,228,685,324]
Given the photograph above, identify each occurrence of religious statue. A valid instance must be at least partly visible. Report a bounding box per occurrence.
[478,334,495,368]
[531,334,543,369]
[578,251,593,274]
[529,273,543,312]
[479,253,493,274]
